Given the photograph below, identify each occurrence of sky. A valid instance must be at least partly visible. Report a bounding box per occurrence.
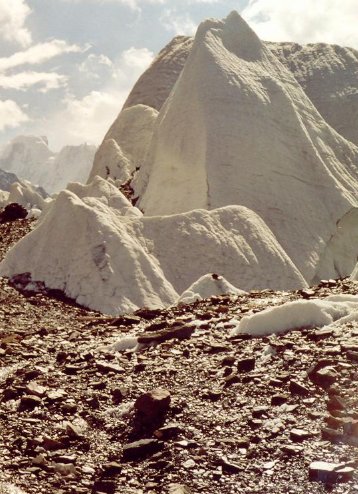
[0,0,357,151]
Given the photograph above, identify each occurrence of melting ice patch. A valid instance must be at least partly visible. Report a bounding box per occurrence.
[231,296,358,336]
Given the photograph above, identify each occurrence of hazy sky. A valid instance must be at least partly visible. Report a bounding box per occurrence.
[0,0,357,151]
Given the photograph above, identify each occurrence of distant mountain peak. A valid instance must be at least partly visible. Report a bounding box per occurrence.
[0,135,96,194]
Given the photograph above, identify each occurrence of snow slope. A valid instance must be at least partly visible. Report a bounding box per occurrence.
[122,36,193,112]
[90,35,358,189]
[7,181,47,210]
[89,105,158,184]
[0,178,178,314]
[133,12,358,285]
[0,136,96,194]
[269,42,358,147]
[89,37,192,186]
[0,177,306,314]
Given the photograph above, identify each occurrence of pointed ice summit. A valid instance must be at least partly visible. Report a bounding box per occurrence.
[2,12,358,315]
[132,11,358,283]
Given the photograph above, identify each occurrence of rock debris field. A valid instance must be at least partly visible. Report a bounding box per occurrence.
[1,218,358,494]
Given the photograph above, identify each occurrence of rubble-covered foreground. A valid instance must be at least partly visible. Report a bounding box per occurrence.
[1,219,358,494]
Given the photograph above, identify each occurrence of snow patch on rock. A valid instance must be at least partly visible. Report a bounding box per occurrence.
[178,273,246,304]
[108,336,140,353]
[232,298,358,336]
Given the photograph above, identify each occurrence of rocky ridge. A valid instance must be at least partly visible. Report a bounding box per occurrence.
[1,218,358,494]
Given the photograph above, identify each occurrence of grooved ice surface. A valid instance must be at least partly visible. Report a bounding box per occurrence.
[0,177,306,314]
[134,12,358,284]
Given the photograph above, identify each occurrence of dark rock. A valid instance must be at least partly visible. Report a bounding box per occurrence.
[92,480,116,494]
[237,357,255,372]
[18,395,42,411]
[62,401,78,414]
[221,355,236,366]
[42,436,65,451]
[237,438,250,448]
[134,308,163,320]
[205,341,230,353]
[101,462,122,477]
[3,387,19,401]
[346,350,358,363]
[56,351,68,363]
[248,419,262,428]
[218,456,243,474]
[312,328,334,340]
[174,439,199,449]
[54,454,76,464]
[0,203,27,223]
[65,422,83,439]
[271,394,288,406]
[289,380,311,396]
[122,439,164,462]
[145,320,167,332]
[87,395,100,409]
[137,325,195,344]
[310,367,338,388]
[111,386,127,404]
[64,364,81,375]
[135,388,171,426]
[325,415,344,430]
[203,388,222,401]
[111,315,141,326]
[223,370,239,387]
[252,406,270,418]
[300,289,315,299]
